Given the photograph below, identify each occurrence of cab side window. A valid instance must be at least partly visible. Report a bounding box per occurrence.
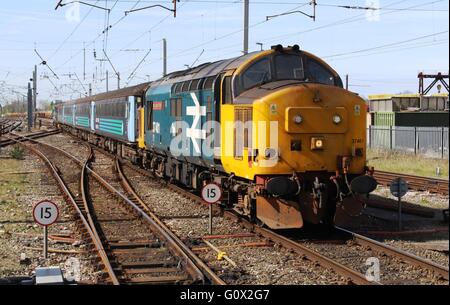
[235,58,271,96]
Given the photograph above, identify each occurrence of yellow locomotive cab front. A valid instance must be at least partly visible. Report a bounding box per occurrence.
[222,84,367,179]
[218,46,377,229]
[221,82,373,229]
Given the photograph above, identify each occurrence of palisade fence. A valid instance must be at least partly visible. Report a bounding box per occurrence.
[367,126,449,159]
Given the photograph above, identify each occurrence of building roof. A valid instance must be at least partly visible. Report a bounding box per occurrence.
[368,93,449,100]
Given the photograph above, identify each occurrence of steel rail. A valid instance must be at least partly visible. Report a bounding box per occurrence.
[373,170,449,196]
[1,121,22,133]
[85,155,206,284]
[57,130,447,285]
[166,184,378,285]
[4,134,120,284]
[171,179,449,284]
[115,158,226,285]
[80,148,120,285]
[0,121,13,132]
[336,226,449,280]
[0,129,61,147]
[10,133,206,284]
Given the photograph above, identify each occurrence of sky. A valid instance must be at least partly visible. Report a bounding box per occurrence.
[0,0,448,107]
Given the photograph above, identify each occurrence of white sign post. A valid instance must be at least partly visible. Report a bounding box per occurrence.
[389,178,408,231]
[201,183,222,235]
[33,200,59,259]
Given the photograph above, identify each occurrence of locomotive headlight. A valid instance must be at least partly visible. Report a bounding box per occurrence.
[293,115,303,124]
[332,114,342,124]
[311,137,324,150]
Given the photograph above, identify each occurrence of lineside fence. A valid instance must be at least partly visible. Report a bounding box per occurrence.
[367,126,449,159]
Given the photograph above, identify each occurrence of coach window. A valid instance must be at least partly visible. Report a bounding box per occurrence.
[307,59,335,86]
[180,81,189,92]
[235,57,271,96]
[172,83,179,95]
[222,76,233,104]
[203,77,215,90]
[174,83,181,94]
[136,96,142,107]
[112,103,116,117]
[189,79,200,91]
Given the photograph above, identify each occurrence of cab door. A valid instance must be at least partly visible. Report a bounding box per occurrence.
[135,96,146,149]
[220,70,253,177]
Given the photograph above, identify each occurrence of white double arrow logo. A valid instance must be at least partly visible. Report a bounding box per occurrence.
[186,92,207,154]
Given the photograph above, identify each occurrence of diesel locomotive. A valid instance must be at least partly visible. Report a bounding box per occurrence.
[55,45,377,229]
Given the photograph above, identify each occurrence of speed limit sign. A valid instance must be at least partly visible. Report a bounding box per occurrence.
[33,200,59,226]
[32,200,59,259]
[201,183,222,204]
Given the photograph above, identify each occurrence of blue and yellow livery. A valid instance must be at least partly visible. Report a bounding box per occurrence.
[55,45,376,230]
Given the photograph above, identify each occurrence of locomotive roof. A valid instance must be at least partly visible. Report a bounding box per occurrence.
[64,82,152,105]
[151,51,260,86]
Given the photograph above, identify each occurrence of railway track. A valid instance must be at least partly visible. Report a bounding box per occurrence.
[5,133,222,285]
[373,170,449,196]
[0,129,60,147]
[0,120,22,135]
[166,182,448,285]
[4,133,116,284]
[73,133,448,285]
[12,131,449,285]
[298,227,448,285]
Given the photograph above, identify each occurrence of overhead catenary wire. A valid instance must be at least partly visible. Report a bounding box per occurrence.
[326,39,448,62]
[75,0,449,11]
[258,0,446,44]
[323,30,449,59]
[27,0,448,100]
[103,0,449,86]
[54,0,444,72]
[55,0,142,71]
[163,0,412,60]
[34,49,60,80]
[126,49,152,85]
[49,0,101,61]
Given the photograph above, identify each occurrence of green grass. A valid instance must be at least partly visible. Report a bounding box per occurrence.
[9,145,24,160]
[367,149,449,180]
[0,157,28,222]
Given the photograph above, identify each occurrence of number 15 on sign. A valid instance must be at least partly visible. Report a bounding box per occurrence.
[201,183,222,234]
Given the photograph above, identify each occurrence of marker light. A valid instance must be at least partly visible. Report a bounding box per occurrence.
[311,137,324,150]
[294,115,303,124]
[332,114,342,124]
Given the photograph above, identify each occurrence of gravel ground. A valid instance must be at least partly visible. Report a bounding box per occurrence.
[304,240,448,285]
[37,133,91,162]
[383,240,449,268]
[373,186,449,210]
[8,132,446,285]
[121,166,349,285]
[0,143,97,282]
